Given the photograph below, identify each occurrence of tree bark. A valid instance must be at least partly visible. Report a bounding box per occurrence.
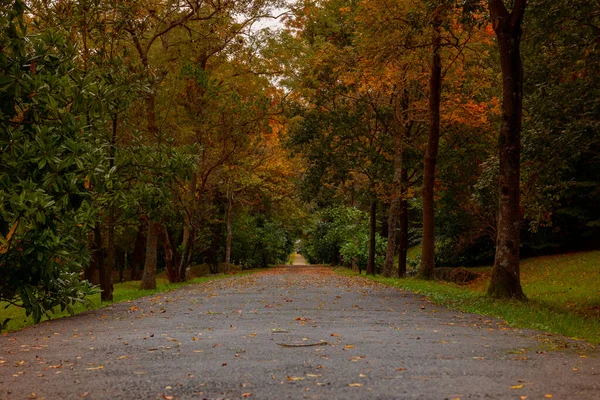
[130,223,146,281]
[487,0,527,300]
[140,221,160,290]
[398,166,409,277]
[224,188,233,274]
[179,173,197,282]
[89,224,103,285]
[367,198,377,275]
[419,12,443,280]
[100,211,114,301]
[161,226,177,283]
[383,129,403,278]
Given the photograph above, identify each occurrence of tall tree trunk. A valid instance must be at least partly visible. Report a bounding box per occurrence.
[224,188,233,274]
[383,129,403,278]
[116,247,125,283]
[398,166,409,277]
[487,0,527,300]
[140,221,159,290]
[85,232,97,283]
[419,13,443,280]
[89,224,103,285]
[101,210,114,302]
[367,198,377,275]
[161,226,177,283]
[179,173,197,282]
[130,223,146,281]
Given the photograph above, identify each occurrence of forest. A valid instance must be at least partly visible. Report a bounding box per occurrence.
[1,0,599,326]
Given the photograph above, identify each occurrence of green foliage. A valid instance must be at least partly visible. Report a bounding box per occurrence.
[302,206,385,269]
[230,213,294,268]
[0,1,99,323]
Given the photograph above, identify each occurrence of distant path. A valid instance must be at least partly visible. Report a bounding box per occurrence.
[1,266,598,399]
[292,253,308,265]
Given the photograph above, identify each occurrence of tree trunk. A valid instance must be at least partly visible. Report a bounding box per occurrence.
[130,223,146,281]
[100,211,114,302]
[224,188,233,274]
[116,246,125,283]
[161,226,178,283]
[179,173,197,281]
[398,166,409,277]
[419,13,443,280]
[367,198,377,275]
[89,224,103,285]
[140,221,159,290]
[383,128,403,278]
[85,232,97,284]
[487,0,527,300]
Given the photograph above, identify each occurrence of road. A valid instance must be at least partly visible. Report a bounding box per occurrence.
[1,265,598,399]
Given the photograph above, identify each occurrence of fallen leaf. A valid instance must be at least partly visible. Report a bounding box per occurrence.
[242,394,252,398]
[396,368,407,371]
[306,374,322,378]
[360,374,366,378]
[545,395,552,398]
[344,345,355,349]
[85,366,104,370]
[348,383,363,387]
[48,364,62,369]
[162,395,173,400]
[520,396,527,400]
[287,376,305,381]
[510,385,523,389]
[331,333,340,337]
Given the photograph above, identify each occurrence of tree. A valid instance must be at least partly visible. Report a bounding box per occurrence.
[486,0,527,300]
[0,0,99,323]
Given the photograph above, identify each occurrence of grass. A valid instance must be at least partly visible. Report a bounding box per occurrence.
[340,249,600,345]
[1,270,254,333]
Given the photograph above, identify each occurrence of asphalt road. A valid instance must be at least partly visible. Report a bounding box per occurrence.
[1,266,598,399]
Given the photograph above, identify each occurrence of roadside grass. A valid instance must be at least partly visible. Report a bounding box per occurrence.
[339,250,600,345]
[1,270,253,333]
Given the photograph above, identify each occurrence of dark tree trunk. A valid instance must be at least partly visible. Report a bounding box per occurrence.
[398,166,409,277]
[487,0,527,300]
[161,226,178,283]
[179,173,197,281]
[100,211,114,301]
[331,248,340,266]
[89,224,104,285]
[383,129,403,278]
[419,13,443,280]
[116,246,125,283]
[130,223,146,281]
[140,221,159,290]
[367,198,377,275]
[224,189,233,274]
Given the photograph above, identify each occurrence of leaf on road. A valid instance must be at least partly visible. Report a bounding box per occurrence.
[287,376,305,381]
[85,366,104,370]
[348,383,363,387]
[510,385,523,389]
[344,345,355,349]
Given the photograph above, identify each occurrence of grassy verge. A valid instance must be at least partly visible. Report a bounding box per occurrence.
[338,250,600,345]
[1,270,254,333]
